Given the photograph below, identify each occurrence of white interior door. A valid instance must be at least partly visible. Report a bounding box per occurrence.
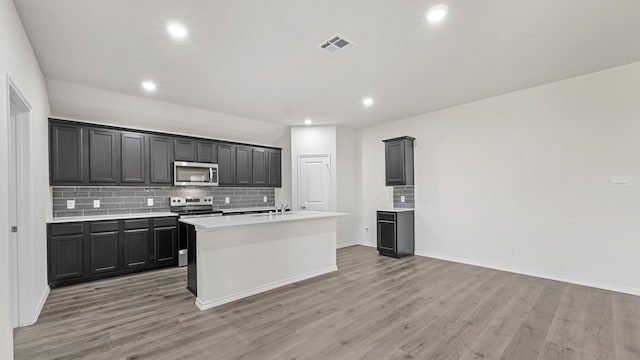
[298,155,331,211]
[9,97,20,328]
[8,83,31,328]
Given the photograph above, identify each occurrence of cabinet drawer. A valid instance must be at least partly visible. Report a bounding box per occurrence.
[90,221,119,233]
[124,219,150,230]
[50,223,84,236]
[154,217,177,228]
[377,212,396,221]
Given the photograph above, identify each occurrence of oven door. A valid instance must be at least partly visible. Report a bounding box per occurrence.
[174,162,219,186]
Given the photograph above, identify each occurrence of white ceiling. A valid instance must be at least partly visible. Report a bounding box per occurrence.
[15,0,640,127]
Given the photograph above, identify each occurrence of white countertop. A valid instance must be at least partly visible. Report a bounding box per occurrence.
[180,211,347,231]
[377,208,415,212]
[219,207,279,214]
[48,212,179,223]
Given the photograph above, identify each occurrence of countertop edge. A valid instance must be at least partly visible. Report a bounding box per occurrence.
[48,212,179,224]
[181,212,348,232]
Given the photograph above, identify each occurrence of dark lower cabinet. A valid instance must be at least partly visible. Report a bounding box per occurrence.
[89,231,119,275]
[123,228,151,269]
[377,210,414,258]
[47,216,178,288]
[154,226,177,265]
[49,233,84,282]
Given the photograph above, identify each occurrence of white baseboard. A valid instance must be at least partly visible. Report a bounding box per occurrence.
[25,286,50,326]
[196,265,339,310]
[349,243,640,296]
[337,241,358,249]
[415,251,640,297]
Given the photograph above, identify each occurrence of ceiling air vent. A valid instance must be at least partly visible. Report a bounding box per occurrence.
[319,35,355,56]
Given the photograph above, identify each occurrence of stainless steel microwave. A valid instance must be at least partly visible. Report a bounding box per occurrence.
[174,162,219,186]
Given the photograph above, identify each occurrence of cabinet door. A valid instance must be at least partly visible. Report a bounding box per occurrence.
[236,146,253,185]
[89,231,119,274]
[121,132,146,183]
[154,226,177,266]
[377,221,396,252]
[88,128,119,183]
[123,229,151,269]
[268,149,281,187]
[174,139,196,161]
[149,136,173,184]
[217,144,236,185]
[385,141,406,186]
[49,234,84,282]
[50,123,84,184]
[252,148,267,185]
[196,142,216,163]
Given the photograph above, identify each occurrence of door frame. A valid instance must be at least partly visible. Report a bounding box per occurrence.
[7,75,33,328]
[297,154,331,211]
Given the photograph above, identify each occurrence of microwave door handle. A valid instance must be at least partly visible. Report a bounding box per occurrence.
[209,168,213,182]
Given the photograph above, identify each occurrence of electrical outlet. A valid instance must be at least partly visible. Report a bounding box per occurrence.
[400,196,406,203]
[263,196,268,203]
[147,198,154,206]
[225,197,230,204]
[93,200,100,208]
[66,200,75,209]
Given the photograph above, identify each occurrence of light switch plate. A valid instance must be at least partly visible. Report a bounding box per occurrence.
[225,197,230,204]
[400,196,406,203]
[147,198,154,206]
[610,176,632,186]
[263,196,268,203]
[66,200,75,209]
[93,200,100,208]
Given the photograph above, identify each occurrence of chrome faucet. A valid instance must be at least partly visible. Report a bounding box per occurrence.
[276,203,289,215]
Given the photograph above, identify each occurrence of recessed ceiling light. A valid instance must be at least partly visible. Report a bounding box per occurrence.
[304,118,313,126]
[167,22,188,39]
[426,5,448,23]
[362,97,374,107]
[141,81,157,92]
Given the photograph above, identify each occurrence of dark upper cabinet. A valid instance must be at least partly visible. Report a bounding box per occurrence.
[174,139,196,161]
[217,144,236,186]
[236,146,253,185]
[149,135,173,184]
[50,123,84,184]
[267,149,282,187]
[154,226,177,266]
[196,141,217,163]
[121,132,146,183]
[383,136,415,186]
[88,128,119,184]
[252,148,268,185]
[49,119,282,188]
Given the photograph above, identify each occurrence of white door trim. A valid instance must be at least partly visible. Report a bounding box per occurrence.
[297,154,331,211]
[7,75,33,328]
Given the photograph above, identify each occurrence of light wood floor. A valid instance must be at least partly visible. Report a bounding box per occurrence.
[13,245,640,360]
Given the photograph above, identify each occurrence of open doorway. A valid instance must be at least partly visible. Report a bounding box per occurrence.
[8,77,32,328]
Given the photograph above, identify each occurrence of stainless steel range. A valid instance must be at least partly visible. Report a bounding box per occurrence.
[170,196,222,266]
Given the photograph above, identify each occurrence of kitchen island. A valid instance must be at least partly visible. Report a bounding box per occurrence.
[180,211,346,310]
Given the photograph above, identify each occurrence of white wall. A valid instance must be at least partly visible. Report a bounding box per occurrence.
[291,125,360,247]
[359,61,640,295]
[0,0,51,357]
[336,126,360,247]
